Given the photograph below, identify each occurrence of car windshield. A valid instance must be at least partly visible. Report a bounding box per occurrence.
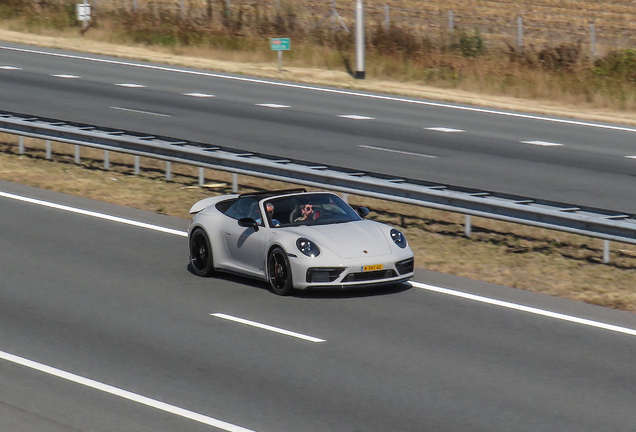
[264,193,361,227]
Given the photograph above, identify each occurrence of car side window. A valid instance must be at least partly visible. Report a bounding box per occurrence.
[216,199,237,217]
[220,199,239,219]
[235,198,260,221]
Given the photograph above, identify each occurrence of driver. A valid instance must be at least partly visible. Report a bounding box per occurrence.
[294,202,317,222]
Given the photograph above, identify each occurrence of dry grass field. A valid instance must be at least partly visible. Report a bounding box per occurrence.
[86,0,636,51]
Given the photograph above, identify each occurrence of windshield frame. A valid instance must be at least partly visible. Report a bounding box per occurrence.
[262,192,362,228]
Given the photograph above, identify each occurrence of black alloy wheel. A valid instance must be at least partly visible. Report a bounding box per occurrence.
[267,247,294,296]
[189,228,215,277]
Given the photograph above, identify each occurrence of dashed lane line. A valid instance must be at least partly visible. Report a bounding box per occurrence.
[115,83,146,88]
[110,107,171,117]
[51,74,80,79]
[183,92,216,97]
[359,144,437,159]
[338,114,375,120]
[211,313,326,342]
[425,127,465,133]
[521,140,564,147]
[256,103,291,108]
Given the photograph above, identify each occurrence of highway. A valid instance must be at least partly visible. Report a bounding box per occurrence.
[2,179,636,432]
[1,41,636,213]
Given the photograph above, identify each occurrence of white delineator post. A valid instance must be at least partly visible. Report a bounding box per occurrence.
[355,0,365,79]
[76,0,90,31]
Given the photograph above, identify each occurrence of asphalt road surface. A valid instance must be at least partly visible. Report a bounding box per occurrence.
[1,42,636,213]
[2,179,636,432]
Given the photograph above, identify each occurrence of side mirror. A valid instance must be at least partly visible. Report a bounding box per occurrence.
[238,217,259,231]
[357,207,370,218]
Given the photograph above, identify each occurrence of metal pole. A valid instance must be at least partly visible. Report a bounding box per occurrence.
[166,161,172,181]
[133,0,137,12]
[342,193,348,204]
[355,0,365,79]
[591,23,596,59]
[232,173,238,193]
[449,10,453,32]
[603,240,610,264]
[332,0,336,32]
[134,155,140,175]
[384,4,389,32]
[517,16,523,55]
[278,50,283,71]
[465,214,472,238]
[74,145,80,164]
[104,150,109,170]
[199,168,205,186]
[46,140,51,159]
[18,136,24,154]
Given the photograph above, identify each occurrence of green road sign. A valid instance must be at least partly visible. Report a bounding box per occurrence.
[270,38,291,51]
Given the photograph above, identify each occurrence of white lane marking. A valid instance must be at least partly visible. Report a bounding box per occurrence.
[0,191,187,237]
[256,103,290,108]
[521,140,564,147]
[110,106,171,117]
[0,349,258,432]
[359,144,437,159]
[626,156,636,159]
[2,44,635,133]
[0,65,21,70]
[411,281,636,337]
[52,74,80,79]
[115,83,146,88]
[211,313,326,343]
[425,127,465,133]
[183,92,216,98]
[5,188,636,339]
[338,114,374,120]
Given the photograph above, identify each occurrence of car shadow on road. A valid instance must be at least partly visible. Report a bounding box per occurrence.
[292,283,413,299]
[187,264,412,298]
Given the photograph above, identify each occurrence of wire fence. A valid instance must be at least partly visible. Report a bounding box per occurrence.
[81,0,636,56]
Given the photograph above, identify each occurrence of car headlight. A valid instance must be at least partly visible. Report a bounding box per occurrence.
[296,238,320,257]
[390,229,407,248]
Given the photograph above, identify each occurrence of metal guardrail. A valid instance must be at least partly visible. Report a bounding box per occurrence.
[2,110,636,251]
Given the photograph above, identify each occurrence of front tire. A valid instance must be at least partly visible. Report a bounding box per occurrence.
[189,228,215,277]
[267,247,294,296]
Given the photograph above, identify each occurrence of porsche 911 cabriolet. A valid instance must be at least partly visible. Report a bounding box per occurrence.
[188,188,414,295]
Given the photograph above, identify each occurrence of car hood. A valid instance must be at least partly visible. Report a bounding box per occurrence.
[286,220,392,259]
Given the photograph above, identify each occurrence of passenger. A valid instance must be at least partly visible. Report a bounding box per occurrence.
[266,202,281,227]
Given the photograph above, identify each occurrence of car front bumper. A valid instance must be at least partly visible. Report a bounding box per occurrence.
[289,254,414,290]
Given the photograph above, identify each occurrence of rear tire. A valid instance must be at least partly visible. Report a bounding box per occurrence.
[267,247,294,296]
[189,228,215,277]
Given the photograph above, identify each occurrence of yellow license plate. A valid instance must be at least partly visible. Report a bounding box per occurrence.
[362,264,383,272]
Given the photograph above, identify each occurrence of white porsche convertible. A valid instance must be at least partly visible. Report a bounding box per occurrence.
[188,189,414,295]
